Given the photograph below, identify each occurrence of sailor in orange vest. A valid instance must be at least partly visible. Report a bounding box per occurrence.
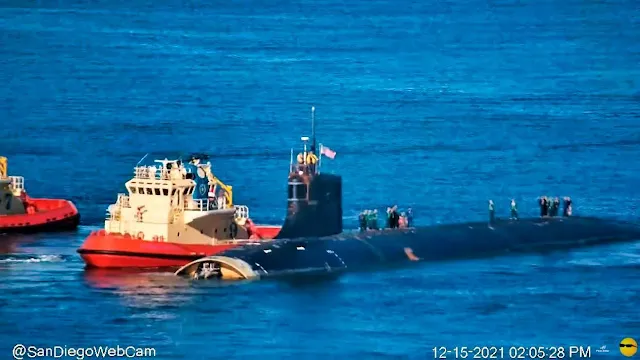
[296,152,318,173]
[306,152,318,172]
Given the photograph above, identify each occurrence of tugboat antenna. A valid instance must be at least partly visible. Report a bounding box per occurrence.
[136,153,149,167]
[310,106,316,154]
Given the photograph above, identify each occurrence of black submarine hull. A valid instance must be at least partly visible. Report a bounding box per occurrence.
[175,216,640,280]
[175,133,640,280]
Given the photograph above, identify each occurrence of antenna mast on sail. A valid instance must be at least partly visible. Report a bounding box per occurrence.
[310,106,316,155]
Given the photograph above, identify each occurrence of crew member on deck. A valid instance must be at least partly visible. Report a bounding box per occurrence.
[553,197,560,217]
[399,212,407,228]
[538,196,544,217]
[539,196,548,217]
[358,211,367,231]
[307,151,318,173]
[386,207,392,228]
[407,208,413,227]
[371,209,379,230]
[510,199,518,220]
[390,206,400,228]
[489,200,495,224]
[563,197,572,217]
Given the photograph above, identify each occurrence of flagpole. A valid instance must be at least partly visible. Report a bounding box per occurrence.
[311,106,316,155]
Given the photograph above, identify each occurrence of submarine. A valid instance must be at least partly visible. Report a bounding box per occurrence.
[175,119,640,281]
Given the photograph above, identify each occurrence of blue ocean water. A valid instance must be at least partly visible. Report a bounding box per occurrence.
[1,0,639,358]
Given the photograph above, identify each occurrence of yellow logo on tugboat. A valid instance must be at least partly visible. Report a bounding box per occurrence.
[620,338,637,357]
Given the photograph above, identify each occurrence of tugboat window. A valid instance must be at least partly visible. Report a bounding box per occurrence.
[183,187,189,195]
[288,185,294,199]
[154,188,161,195]
[146,188,153,195]
[162,189,169,196]
[130,187,137,194]
[138,187,144,194]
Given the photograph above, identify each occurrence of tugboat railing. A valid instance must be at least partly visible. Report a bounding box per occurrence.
[184,198,232,212]
[181,199,248,218]
[133,166,176,180]
[185,198,218,211]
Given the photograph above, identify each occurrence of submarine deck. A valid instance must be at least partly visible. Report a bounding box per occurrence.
[177,215,640,280]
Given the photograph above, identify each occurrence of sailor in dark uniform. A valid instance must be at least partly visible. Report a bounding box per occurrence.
[539,196,545,217]
[563,197,572,217]
[552,197,560,216]
[407,208,413,227]
[358,211,366,231]
[540,196,550,217]
[390,206,400,228]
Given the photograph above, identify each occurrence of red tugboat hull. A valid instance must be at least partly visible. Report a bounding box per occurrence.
[78,225,281,269]
[0,198,80,233]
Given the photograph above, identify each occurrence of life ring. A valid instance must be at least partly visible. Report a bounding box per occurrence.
[229,222,238,239]
[137,232,144,240]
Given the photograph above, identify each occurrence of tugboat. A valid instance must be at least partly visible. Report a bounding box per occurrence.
[0,156,80,233]
[77,153,281,268]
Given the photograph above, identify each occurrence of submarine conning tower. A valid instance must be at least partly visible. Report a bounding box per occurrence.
[275,112,343,239]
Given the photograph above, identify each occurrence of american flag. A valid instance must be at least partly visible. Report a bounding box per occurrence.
[320,145,336,159]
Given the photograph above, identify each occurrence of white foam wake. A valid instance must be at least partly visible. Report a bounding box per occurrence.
[0,254,65,263]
